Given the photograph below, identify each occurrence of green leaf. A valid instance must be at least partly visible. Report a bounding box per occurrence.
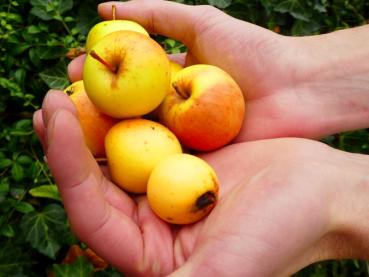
[17,155,33,165]
[274,0,310,21]
[35,46,68,60]
[0,239,34,275]
[27,25,41,34]
[0,159,12,169]
[15,201,35,213]
[53,257,94,277]
[29,48,42,67]
[0,225,15,238]
[15,119,32,130]
[11,163,24,181]
[0,178,9,193]
[29,185,61,201]
[6,43,31,56]
[0,78,22,96]
[10,188,25,200]
[39,60,69,89]
[76,0,100,35]
[30,0,73,20]
[20,204,69,259]
[207,0,232,9]
[30,6,54,21]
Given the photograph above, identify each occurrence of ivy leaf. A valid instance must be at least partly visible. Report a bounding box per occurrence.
[53,257,94,277]
[20,204,69,259]
[39,60,69,89]
[0,239,34,275]
[0,159,12,169]
[0,224,15,238]
[207,0,232,9]
[30,0,73,20]
[15,201,35,214]
[274,0,310,21]
[76,0,100,35]
[30,6,53,20]
[29,185,61,201]
[11,163,24,181]
[35,46,68,60]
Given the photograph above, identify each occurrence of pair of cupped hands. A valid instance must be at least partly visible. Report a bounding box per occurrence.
[33,1,369,276]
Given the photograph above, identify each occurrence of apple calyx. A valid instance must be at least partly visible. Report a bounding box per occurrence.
[194,191,217,211]
[90,50,118,73]
[172,82,191,100]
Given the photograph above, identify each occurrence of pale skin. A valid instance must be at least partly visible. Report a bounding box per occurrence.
[33,0,369,276]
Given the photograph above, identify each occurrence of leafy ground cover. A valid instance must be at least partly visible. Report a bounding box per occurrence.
[0,0,368,276]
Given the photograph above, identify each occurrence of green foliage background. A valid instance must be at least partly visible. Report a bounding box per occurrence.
[0,0,368,276]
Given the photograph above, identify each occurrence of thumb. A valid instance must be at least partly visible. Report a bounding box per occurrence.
[98,0,225,46]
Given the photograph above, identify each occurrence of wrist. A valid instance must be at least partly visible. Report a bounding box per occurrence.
[327,150,369,260]
[287,25,369,138]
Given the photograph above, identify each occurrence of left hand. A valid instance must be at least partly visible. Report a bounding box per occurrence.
[33,91,369,276]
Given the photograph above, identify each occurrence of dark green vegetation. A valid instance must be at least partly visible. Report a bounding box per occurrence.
[0,0,368,276]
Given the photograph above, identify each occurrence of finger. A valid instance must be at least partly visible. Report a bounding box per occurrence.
[45,108,141,268]
[42,91,170,274]
[168,52,199,67]
[33,109,47,152]
[41,90,78,128]
[168,53,186,67]
[184,51,200,66]
[67,54,86,82]
[98,1,224,47]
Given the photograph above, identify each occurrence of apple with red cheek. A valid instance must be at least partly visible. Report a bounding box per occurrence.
[64,80,118,157]
[158,64,245,152]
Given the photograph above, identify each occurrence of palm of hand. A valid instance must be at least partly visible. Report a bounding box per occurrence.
[37,101,331,277]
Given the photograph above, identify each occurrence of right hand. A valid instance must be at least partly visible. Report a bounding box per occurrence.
[69,0,369,142]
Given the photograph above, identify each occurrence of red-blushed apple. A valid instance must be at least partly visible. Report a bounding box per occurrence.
[64,81,118,157]
[158,64,245,151]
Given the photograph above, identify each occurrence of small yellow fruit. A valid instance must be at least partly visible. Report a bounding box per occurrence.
[105,119,182,193]
[169,60,183,81]
[147,153,219,224]
[83,30,171,118]
[85,20,149,53]
[64,81,117,157]
[144,61,184,121]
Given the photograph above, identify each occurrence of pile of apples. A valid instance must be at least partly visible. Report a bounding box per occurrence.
[64,6,245,225]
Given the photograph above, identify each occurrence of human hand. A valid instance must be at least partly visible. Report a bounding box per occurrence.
[69,0,369,142]
[33,90,369,276]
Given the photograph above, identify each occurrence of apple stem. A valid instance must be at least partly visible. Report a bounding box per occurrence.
[172,82,190,99]
[112,4,116,21]
[90,50,117,73]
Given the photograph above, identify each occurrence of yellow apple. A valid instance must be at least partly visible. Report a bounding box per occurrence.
[169,60,183,81]
[85,20,149,53]
[64,81,118,157]
[144,60,184,121]
[105,118,182,193]
[158,64,245,151]
[147,153,219,225]
[85,4,149,53]
[83,30,171,118]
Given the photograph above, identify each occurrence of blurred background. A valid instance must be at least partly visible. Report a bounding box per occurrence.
[0,0,368,276]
